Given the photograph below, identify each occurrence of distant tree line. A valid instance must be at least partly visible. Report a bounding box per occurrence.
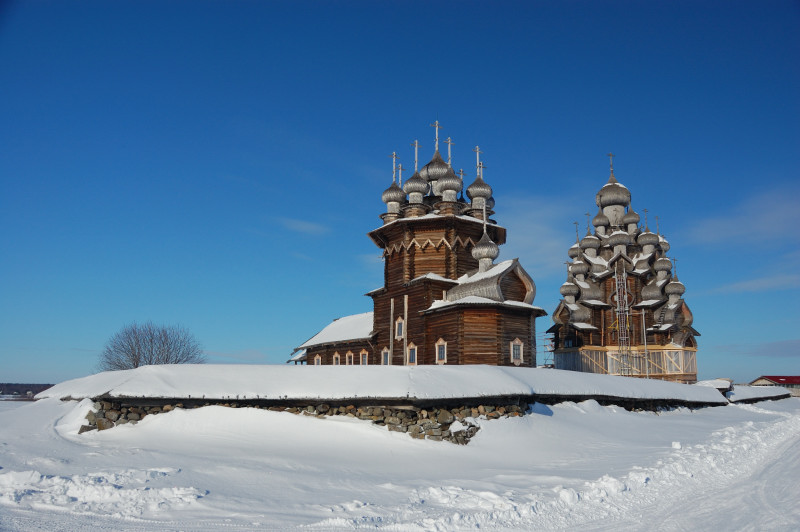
[0,383,53,396]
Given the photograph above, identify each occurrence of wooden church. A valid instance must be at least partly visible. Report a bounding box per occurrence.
[289,123,546,367]
[548,157,699,383]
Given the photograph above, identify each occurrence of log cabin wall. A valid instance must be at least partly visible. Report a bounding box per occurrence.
[461,309,501,365]
[500,310,536,367]
[307,340,375,365]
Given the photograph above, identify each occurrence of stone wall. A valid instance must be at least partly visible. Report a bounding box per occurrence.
[78,399,530,444]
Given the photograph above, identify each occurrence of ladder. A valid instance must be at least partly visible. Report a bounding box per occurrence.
[614,261,633,375]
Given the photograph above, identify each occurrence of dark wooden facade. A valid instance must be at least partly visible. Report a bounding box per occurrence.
[296,133,545,367]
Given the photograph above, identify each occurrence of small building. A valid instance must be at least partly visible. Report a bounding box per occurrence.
[749,376,800,397]
[548,158,699,383]
[291,123,546,366]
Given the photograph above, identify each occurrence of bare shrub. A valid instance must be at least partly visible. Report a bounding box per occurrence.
[99,322,206,371]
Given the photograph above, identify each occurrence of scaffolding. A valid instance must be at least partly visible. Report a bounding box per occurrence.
[612,260,634,375]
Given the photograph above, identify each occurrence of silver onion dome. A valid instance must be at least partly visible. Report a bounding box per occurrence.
[580,232,601,249]
[560,281,580,297]
[418,150,451,182]
[596,175,631,208]
[403,171,429,195]
[607,230,632,247]
[472,232,499,261]
[637,230,659,246]
[381,181,406,204]
[659,235,670,253]
[571,260,589,276]
[437,167,462,194]
[568,242,581,259]
[622,208,640,225]
[654,257,672,272]
[592,207,610,227]
[665,278,686,296]
[466,175,492,200]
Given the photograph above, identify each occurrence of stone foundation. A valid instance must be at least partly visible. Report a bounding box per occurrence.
[78,399,532,444]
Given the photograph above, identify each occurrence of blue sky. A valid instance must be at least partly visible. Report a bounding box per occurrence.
[1,1,798,384]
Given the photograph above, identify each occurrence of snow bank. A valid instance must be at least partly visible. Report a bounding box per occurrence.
[727,385,790,402]
[37,365,728,405]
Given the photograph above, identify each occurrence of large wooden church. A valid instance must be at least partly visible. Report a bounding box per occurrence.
[290,123,546,366]
[548,158,699,383]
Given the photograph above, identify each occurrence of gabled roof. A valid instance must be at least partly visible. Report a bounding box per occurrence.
[297,311,374,349]
[751,376,800,385]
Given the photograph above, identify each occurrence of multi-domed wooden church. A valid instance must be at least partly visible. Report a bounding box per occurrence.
[290,123,546,366]
[548,157,699,383]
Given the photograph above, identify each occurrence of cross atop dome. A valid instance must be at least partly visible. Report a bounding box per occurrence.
[430,120,442,152]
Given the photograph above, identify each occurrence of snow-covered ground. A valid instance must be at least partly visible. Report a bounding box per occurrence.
[1,375,799,531]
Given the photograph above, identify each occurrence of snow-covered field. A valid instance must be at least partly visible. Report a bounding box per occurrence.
[1,380,799,531]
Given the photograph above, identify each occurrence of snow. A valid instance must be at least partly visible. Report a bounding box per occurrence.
[427,295,541,312]
[635,299,664,307]
[298,311,373,348]
[695,378,732,390]
[3,375,799,530]
[571,322,598,330]
[37,364,728,404]
[727,385,790,402]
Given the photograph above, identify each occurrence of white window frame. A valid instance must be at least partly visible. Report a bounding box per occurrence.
[435,338,447,365]
[346,351,354,365]
[510,338,524,366]
[407,343,417,366]
[360,349,368,365]
[395,316,404,340]
[382,347,390,365]
[314,354,321,365]
[333,352,341,365]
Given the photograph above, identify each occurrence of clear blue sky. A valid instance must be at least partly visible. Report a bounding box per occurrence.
[2,1,798,384]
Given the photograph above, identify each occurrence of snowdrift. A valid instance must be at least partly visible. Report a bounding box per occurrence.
[37,364,729,406]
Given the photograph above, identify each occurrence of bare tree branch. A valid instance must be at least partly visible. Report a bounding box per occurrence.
[99,322,206,371]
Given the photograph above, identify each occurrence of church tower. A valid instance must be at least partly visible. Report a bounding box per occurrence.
[294,122,546,367]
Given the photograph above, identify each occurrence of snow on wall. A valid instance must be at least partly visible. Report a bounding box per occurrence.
[37,365,728,404]
[727,385,790,402]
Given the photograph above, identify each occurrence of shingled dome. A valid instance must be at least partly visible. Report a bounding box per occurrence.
[466,175,492,200]
[403,171,429,195]
[596,175,631,208]
[637,230,659,246]
[592,207,610,227]
[665,278,686,296]
[607,230,632,247]
[622,208,640,225]
[381,181,406,204]
[654,257,672,272]
[437,167,462,194]
[560,281,580,297]
[419,150,451,182]
[472,231,499,261]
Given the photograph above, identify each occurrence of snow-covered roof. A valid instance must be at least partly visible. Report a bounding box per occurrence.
[634,299,664,308]
[571,322,597,330]
[298,312,374,349]
[426,296,542,312]
[36,365,729,405]
[580,299,610,307]
[288,349,307,362]
[695,379,732,390]
[454,259,516,284]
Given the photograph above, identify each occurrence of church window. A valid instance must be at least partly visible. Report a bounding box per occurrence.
[435,338,447,364]
[510,338,524,365]
[314,354,321,365]
[407,343,417,365]
[346,351,354,365]
[395,317,404,339]
[382,347,390,365]
[333,352,340,365]
[360,349,368,365]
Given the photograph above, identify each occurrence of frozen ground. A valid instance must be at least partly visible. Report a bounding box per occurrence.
[1,385,799,530]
